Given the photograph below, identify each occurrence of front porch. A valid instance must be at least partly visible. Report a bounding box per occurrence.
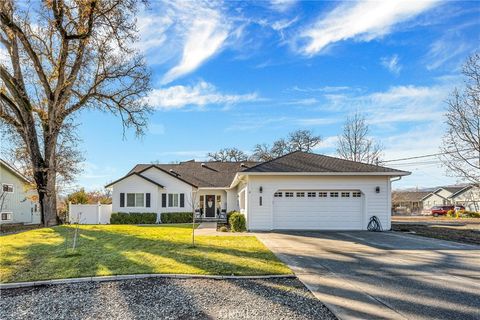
[194,188,236,222]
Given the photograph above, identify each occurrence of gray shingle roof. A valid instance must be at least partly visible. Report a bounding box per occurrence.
[129,161,260,188]
[111,151,408,189]
[392,191,431,202]
[242,151,409,174]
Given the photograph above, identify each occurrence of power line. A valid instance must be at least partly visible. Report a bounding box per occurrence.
[381,148,475,163]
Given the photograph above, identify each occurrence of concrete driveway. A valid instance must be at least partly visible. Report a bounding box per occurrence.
[256,231,480,320]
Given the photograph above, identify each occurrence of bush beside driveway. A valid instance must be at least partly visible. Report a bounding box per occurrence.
[0,224,291,283]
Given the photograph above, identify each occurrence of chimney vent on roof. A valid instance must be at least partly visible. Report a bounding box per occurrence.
[201,163,206,167]
[169,169,180,176]
[240,163,248,168]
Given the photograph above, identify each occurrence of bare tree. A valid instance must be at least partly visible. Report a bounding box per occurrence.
[288,129,322,152]
[440,53,480,184]
[207,148,249,162]
[251,129,322,161]
[0,1,151,226]
[251,143,273,161]
[337,113,383,164]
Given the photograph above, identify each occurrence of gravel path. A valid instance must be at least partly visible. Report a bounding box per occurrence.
[0,278,336,320]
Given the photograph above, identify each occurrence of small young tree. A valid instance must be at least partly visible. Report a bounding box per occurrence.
[336,112,383,164]
[440,53,480,183]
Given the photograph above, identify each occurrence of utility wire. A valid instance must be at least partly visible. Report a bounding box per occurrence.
[381,148,475,163]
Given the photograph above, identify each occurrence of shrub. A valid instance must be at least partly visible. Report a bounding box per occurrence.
[110,212,157,224]
[462,211,480,218]
[161,212,193,224]
[229,212,246,232]
[227,211,239,226]
[446,210,456,218]
[218,225,228,232]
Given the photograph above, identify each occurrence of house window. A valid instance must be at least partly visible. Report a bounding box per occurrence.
[168,193,179,207]
[216,195,221,210]
[319,192,328,197]
[341,192,350,197]
[274,192,283,197]
[126,193,144,207]
[2,184,13,193]
[1,212,12,221]
[307,192,316,197]
[285,192,294,197]
[352,192,361,197]
[330,192,339,198]
[296,192,305,197]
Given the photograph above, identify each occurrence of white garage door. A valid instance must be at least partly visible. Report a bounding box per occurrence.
[273,190,363,230]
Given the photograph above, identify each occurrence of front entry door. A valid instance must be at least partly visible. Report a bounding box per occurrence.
[205,195,215,217]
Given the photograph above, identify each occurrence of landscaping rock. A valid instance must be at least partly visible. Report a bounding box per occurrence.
[0,278,336,320]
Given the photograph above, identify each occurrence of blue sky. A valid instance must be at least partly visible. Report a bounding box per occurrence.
[74,0,479,191]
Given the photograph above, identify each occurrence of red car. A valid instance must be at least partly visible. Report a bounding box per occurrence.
[431,205,465,216]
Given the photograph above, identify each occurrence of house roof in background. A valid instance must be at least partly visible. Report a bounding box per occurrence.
[242,151,410,175]
[392,191,431,202]
[0,159,31,183]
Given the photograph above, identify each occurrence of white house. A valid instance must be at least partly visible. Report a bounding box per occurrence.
[421,185,479,211]
[0,159,41,225]
[106,151,409,231]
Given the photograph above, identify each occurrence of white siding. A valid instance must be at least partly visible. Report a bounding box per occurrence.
[422,193,449,209]
[0,165,40,225]
[245,175,391,231]
[111,174,161,215]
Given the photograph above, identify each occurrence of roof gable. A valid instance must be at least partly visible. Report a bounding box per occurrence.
[105,172,164,188]
[0,159,31,184]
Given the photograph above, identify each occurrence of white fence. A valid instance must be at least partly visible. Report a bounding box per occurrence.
[69,202,112,224]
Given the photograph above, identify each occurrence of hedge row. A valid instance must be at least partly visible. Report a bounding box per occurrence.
[110,212,157,224]
[161,212,193,224]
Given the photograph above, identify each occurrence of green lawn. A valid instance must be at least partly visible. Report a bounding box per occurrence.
[0,224,291,283]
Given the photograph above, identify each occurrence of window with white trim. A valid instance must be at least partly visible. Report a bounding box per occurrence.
[330,192,339,198]
[296,192,305,197]
[1,212,12,221]
[168,193,179,207]
[352,192,362,197]
[2,184,13,193]
[285,192,294,197]
[319,192,327,197]
[307,192,316,197]
[341,192,350,197]
[126,193,145,207]
[274,192,283,197]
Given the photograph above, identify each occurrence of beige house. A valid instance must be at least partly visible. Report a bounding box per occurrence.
[0,159,40,225]
[422,185,479,211]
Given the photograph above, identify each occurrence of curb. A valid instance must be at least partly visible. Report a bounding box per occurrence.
[0,273,296,289]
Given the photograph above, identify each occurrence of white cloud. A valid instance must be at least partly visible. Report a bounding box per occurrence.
[270,0,297,12]
[146,81,258,110]
[299,0,438,55]
[381,54,402,74]
[161,3,230,84]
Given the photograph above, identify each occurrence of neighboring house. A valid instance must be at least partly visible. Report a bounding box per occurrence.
[0,159,40,225]
[392,191,431,215]
[106,151,409,231]
[421,186,472,210]
[449,185,480,212]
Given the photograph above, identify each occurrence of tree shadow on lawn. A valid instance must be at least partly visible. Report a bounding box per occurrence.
[1,226,289,283]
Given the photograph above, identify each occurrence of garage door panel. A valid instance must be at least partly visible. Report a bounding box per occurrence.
[273,190,363,230]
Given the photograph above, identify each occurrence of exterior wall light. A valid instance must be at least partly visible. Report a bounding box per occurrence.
[375,186,380,193]
[259,186,263,193]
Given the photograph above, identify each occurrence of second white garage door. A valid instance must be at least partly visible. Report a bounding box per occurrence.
[272,190,364,230]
